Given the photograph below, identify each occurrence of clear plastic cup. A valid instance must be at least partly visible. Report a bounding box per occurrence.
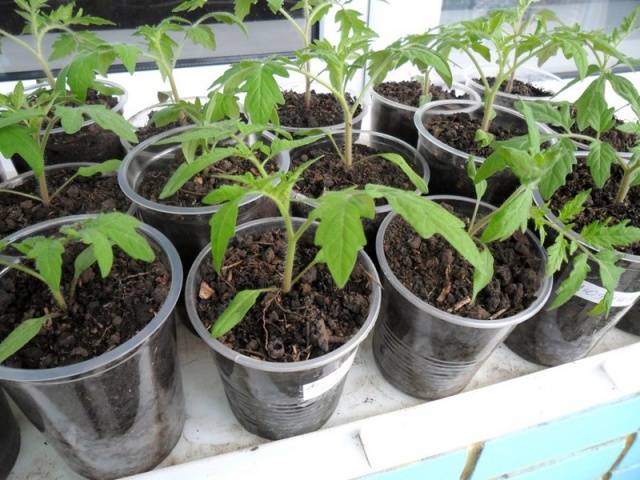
[0,389,20,479]
[0,214,185,479]
[373,196,552,399]
[185,217,382,440]
[370,81,481,146]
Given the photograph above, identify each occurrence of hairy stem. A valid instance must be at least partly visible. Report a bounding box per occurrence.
[303,0,312,109]
[481,86,499,132]
[344,112,354,168]
[282,214,297,294]
[468,196,482,234]
[616,163,640,204]
[38,174,51,207]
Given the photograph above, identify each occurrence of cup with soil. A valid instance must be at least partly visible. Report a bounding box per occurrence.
[506,152,640,365]
[11,80,128,174]
[0,214,184,480]
[370,80,480,146]
[118,125,290,267]
[0,162,130,239]
[274,89,367,133]
[0,389,20,480]
[288,130,429,252]
[185,217,382,440]
[373,196,552,400]
[414,99,552,205]
[464,65,562,109]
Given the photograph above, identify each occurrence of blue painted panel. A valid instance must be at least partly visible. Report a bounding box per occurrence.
[612,465,640,480]
[365,449,466,480]
[471,395,640,478]
[506,438,625,480]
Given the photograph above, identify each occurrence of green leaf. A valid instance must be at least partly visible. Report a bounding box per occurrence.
[202,184,248,205]
[56,106,85,134]
[237,0,259,19]
[113,44,142,74]
[558,189,591,224]
[73,246,97,283]
[378,153,428,194]
[472,247,494,302]
[211,289,270,338]
[586,141,618,188]
[518,101,540,155]
[546,236,568,276]
[0,109,43,129]
[77,159,121,177]
[266,0,284,13]
[481,187,534,243]
[549,253,590,309]
[23,237,65,295]
[90,213,155,262]
[244,63,287,125]
[593,250,624,316]
[538,138,577,200]
[607,73,640,118]
[50,33,77,61]
[80,105,138,143]
[516,100,572,132]
[580,220,640,250]
[159,147,237,199]
[0,316,49,364]
[0,125,44,177]
[186,24,216,50]
[210,200,240,273]
[312,190,376,288]
[575,78,612,133]
[466,157,487,200]
[80,229,113,277]
[66,52,97,101]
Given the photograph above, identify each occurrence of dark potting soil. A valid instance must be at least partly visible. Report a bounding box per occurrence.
[384,214,544,320]
[549,158,640,255]
[137,155,278,207]
[0,243,170,369]
[136,117,188,144]
[374,81,468,108]
[291,144,417,199]
[482,76,553,98]
[425,112,528,157]
[195,227,372,362]
[0,168,129,237]
[277,90,362,129]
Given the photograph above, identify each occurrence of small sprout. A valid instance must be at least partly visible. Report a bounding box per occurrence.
[0,213,156,364]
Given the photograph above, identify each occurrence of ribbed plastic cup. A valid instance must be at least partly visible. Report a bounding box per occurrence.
[370,81,481,146]
[464,65,562,108]
[185,217,382,440]
[373,196,552,400]
[118,125,290,269]
[0,389,20,480]
[414,100,553,205]
[12,80,128,173]
[0,214,185,479]
[506,167,640,365]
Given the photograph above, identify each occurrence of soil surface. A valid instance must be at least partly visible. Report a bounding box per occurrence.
[0,168,129,237]
[195,227,373,362]
[291,144,417,199]
[384,213,544,320]
[426,112,528,157]
[549,158,640,255]
[277,90,362,129]
[137,155,278,207]
[136,116,188,144]
[0,243,170,369]
[481,77,553,98]
[374,81,469,108]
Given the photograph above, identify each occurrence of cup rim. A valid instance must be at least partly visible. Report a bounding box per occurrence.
[464,64,562,102]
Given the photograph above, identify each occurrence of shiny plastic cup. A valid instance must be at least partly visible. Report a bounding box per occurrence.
[0,389,20,480]
[370,81,480,146]
[414,100,553,205]
[0,214,185,479]
[506,174,640,366]
[373,196,552,399]
[185,217,382,440]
